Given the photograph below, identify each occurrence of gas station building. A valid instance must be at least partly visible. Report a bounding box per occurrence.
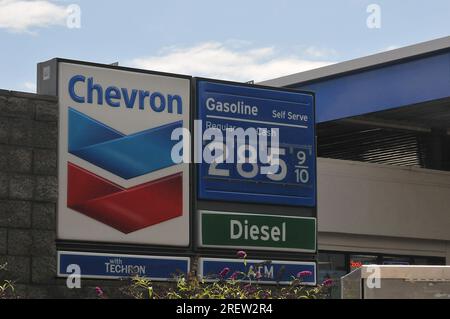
[1,36,450,299]
[261,36,450,293]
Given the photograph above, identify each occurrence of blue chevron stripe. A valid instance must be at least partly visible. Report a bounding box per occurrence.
[68,108,182,179]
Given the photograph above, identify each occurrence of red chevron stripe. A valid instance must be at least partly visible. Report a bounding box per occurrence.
[67,163,183,234]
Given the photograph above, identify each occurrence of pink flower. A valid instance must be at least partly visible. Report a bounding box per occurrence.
[322,279,333,287]
[237,251,247,259]
[261,292,270,299]
[297,271,313,278]
[219,267,230,277]
[230,271,240,280]
[243,283,255,293]
[95,286,104,297]
[255,271,262,280]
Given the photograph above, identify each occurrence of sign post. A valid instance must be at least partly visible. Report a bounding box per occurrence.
[38,60,317,285]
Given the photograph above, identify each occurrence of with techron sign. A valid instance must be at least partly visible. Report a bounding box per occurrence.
[56,61,190,246]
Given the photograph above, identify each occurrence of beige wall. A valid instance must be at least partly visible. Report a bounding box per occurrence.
[316,158,450,263]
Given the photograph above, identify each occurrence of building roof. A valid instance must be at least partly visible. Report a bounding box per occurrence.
[259,36,450,87]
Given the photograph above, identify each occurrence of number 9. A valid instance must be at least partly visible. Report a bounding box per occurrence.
[297,151,306,165]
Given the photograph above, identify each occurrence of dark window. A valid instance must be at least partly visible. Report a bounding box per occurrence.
[412,256,445,265]
[318,252,347,299]
[382,256,411,265]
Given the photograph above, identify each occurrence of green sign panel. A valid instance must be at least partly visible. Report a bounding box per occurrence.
[199,211,316,252]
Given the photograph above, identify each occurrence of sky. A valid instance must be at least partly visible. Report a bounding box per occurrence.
[0,0,450,92]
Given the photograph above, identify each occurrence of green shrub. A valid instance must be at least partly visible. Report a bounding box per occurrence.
[102,252,332,299]
[0,263,15,299]
[116,273,330,299]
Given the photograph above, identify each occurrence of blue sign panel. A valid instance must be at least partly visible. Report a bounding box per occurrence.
[58,251,190,281]
[197,80,316,207]
[199,257,316,285]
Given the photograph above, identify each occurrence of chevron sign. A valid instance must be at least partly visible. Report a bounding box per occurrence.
[56,61,191,247]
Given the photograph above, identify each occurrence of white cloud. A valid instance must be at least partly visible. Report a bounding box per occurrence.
[22,81,36,92]
[0,0,69,33]
[303,46,338,59]
[129,42,334,83]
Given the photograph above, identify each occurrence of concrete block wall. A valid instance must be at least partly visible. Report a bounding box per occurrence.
[0,90,125,298]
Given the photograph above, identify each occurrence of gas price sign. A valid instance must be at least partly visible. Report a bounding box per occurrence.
[197,80,316,207]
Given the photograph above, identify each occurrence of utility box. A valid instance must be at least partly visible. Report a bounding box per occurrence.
[341,265,450,299]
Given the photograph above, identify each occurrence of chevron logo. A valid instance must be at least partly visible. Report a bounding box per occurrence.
[67,163,182,234]
[67,108,183,233]
[68,107,182,179]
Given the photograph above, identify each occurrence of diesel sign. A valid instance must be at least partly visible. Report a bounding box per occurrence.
[198,210,316,253]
